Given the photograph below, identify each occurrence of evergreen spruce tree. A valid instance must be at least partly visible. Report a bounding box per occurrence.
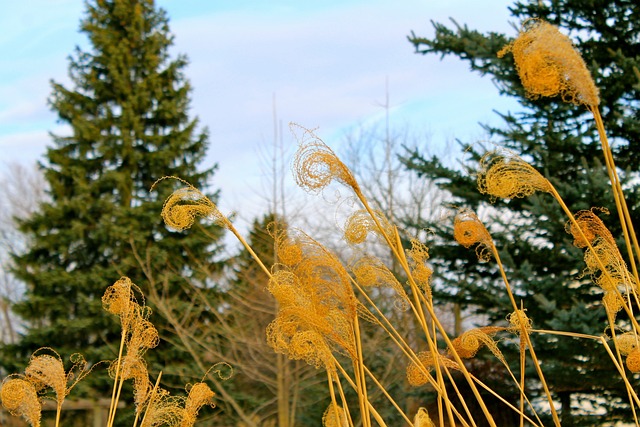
[405,1,640,424]
[4,0,222,396]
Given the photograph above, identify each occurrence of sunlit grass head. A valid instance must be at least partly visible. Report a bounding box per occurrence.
[406,351,459,387]
[477,150,551,200]
[498,19,599,107]
[291,124,360,195]
[180,382,216,427]
[151,176,230,231]
[453,209,494,261]
[0,377,41,427]
[344,209,394,245]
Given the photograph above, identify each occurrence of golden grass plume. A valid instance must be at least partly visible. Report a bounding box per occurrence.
[450,327,506,363]
[453,209,494,261]
[180,382,216,427]
[291,125,360,195]
[322,403,348,427]
[477,150,551,200]
[0,377,41,427]
[344,209,394,245]
[414,407,436,427]
[406,351,459,387]
[498,19,599,106]
[151,176,230,231]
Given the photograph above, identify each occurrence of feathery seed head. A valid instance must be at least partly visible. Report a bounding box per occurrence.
[498,19,599,106]
[322,403,348,427]
[626,349,640,373]
[140,391,183,427]
[567,210,636,317]
[351,256,409,310]
[180,382,215,427]
[267,323,334,371]
[278,241,303,266]
[407,239,433,297]
[617,332,638,356]
[1,377,41,427]
[478,150,551,200]
[269,223,304,266]
[603,290,626,317]
[453,209,494,261]
[266,233,357,368]
[162,186,228,231]
[344,209,394,245]
[567,209,615,249]
[291,125,360,194]
[102,277,141,330]
[507,309,532,335]
[24,350,66,404]
[407,351,459,387]
[414,408,436,427]
[450,327,504,361]
[152,177,229,231]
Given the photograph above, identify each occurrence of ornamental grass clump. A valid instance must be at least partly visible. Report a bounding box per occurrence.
[1,276,220,427]
[0,348,90,427]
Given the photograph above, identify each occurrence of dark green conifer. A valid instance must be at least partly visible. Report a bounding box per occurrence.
[5,0,222,400]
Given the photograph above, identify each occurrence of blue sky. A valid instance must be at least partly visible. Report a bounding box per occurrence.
[0,0,521,225]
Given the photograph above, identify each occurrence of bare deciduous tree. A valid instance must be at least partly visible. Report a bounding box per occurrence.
[0,162,47,344]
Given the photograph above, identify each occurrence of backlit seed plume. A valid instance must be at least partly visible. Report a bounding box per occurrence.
[291,125,360,194]
[626,349,640,373]
[267,324,334,370]
[136,371,153,416]
[450,327,506,363]
[566,209,616,250]
[414,408,436,427]
[498,19,599,106]
[344,209,394,245]
[180,382,216,427]
[268,223,303,266]
[407,351,459,387]
[407,239,433,298]
[617,332,638,356]
[507,309,532,334]
[266,276,351,370]
[0,377,41,427]
[153,177,230,231]
[266,234,358,368]
[323,403,348,427]
[119,315,160,380]
[24,348,88,411]
[477,150,551,200]
[140,390,183,427]
[453,209,494,261]
[351,256,409,311]
[566,209,636,317]
[102,277,141,330]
